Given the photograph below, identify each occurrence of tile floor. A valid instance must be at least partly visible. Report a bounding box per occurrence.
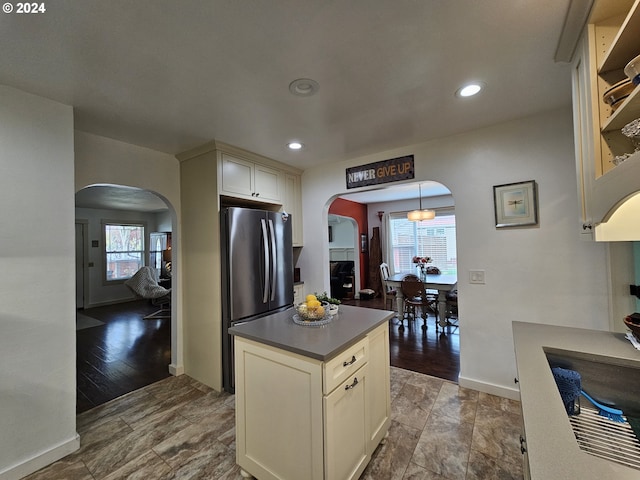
[25,367,523,480]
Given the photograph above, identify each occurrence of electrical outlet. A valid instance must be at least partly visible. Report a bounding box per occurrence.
[469,270,485,284]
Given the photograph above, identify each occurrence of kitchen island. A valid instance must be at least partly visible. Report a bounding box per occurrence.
[229,305,392,480]
[513,321,640,479]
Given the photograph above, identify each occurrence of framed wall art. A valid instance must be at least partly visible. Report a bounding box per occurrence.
[493,180,538,228]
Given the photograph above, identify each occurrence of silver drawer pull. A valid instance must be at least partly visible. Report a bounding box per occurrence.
[345,377,359,390]
[343,355,357,367]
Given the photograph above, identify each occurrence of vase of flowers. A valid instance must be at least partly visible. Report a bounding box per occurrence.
[412,256,432,281]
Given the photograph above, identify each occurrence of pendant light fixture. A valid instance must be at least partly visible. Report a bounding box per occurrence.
[407,183,435,221]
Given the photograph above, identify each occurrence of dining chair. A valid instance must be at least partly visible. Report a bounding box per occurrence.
[400,274,438,331]
[444,289,458,329]
[379,263,396,311]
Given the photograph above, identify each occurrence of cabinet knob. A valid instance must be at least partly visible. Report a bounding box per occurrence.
[255,192,260,197]
[345,377,359,390]
[514,377,519,384]
[343,355,357,367]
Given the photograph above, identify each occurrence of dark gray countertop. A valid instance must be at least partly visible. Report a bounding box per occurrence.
[512,321,640,479]
[229,305,393,361]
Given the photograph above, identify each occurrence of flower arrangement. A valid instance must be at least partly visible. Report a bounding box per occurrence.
[412,256,432,279]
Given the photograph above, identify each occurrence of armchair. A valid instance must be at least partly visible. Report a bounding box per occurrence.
[124,266,171,319]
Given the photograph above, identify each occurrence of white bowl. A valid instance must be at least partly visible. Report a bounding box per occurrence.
[624,53,640,85]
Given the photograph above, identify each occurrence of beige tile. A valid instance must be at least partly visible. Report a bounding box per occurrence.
[477,391,522,416]
[71,417,133,460]
[153,404,235,469]
[392,374,443,430]
[178,389,232,423]
[390,366,414,399]
[166,442,238,479]
[82,409,192,478]
[361,420,422,480]
[472,396,522,462]
[26,371,525,480]
[120,385,205,428]
[432,381,479,425]
[402,461,449,479]
[76,388,152,433]
[411,412,474,480]
[22,458,94,480]
[465,448,523,480]
[101,450,173,480]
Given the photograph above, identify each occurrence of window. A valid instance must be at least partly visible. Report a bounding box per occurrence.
[388,211,457,275]
[104,222,145,281]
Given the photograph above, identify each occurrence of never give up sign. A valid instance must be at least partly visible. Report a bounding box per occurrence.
[345,155,414,189]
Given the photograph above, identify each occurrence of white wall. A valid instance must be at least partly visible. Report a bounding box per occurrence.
[300,108,610,399]
[328,216,356,248]
[74,131,184,377]
[0,86,78,479]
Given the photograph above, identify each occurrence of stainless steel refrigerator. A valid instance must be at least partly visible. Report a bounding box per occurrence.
[221,207,294,392]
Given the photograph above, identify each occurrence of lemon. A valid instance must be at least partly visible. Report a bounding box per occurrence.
[315,306,325,317]
[307,299,321,310]
[305,294,317,303]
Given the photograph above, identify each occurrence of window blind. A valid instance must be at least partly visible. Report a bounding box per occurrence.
[388,210,457,275]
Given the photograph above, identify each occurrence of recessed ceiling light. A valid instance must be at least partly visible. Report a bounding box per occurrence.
[287,142,303,150]
[456,83,484,98]
[289,78,319,97]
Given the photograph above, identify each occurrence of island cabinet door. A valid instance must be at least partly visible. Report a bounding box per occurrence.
[323,364,370,480]
[367,323,391,453]
[235,338,324,480]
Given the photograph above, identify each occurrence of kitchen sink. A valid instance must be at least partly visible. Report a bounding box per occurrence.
[544,347,640,470]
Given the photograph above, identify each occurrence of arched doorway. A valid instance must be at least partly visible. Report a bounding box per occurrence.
[74,184,177,412]
[327,181,460,382]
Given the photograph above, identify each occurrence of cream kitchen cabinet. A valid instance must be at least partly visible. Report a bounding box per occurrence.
[231,309,391,480]
[220,153,282,203]
[283,173,303,246]
[572,0,640,236]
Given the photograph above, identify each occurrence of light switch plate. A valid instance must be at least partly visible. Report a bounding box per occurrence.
[469,270,485,284]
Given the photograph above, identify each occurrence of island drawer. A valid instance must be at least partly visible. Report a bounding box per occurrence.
[323,336,369,395]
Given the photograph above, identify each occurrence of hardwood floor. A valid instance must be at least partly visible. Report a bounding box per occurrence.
[76,295,458,414]
[340,295,460,382]
[76,300,171,414]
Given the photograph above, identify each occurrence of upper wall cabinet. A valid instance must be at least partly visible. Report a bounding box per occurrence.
[221,153,282,203]
[216,142,304,245]
[572,0,640,236]
[283,173,303,247]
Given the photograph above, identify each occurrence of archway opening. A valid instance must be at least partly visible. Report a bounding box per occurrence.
[327,180,460,382]
[74,184,177,413]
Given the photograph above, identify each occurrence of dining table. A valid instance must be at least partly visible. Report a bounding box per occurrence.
[385,272,458,328]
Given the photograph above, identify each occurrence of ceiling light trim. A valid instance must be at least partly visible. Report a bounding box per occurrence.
[456,82,485,98]
[287,141,304,150]
[289,78,319,97]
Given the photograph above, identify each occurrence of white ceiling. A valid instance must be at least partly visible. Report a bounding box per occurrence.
[1,0,579,209]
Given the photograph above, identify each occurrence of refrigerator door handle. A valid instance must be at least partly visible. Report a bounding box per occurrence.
[261,218,269,303]
[268,219,277,301]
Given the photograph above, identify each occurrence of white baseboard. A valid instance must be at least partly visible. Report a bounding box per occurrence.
[0,433,80,480]
[169,363,184,376]
[458,375,521,401]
